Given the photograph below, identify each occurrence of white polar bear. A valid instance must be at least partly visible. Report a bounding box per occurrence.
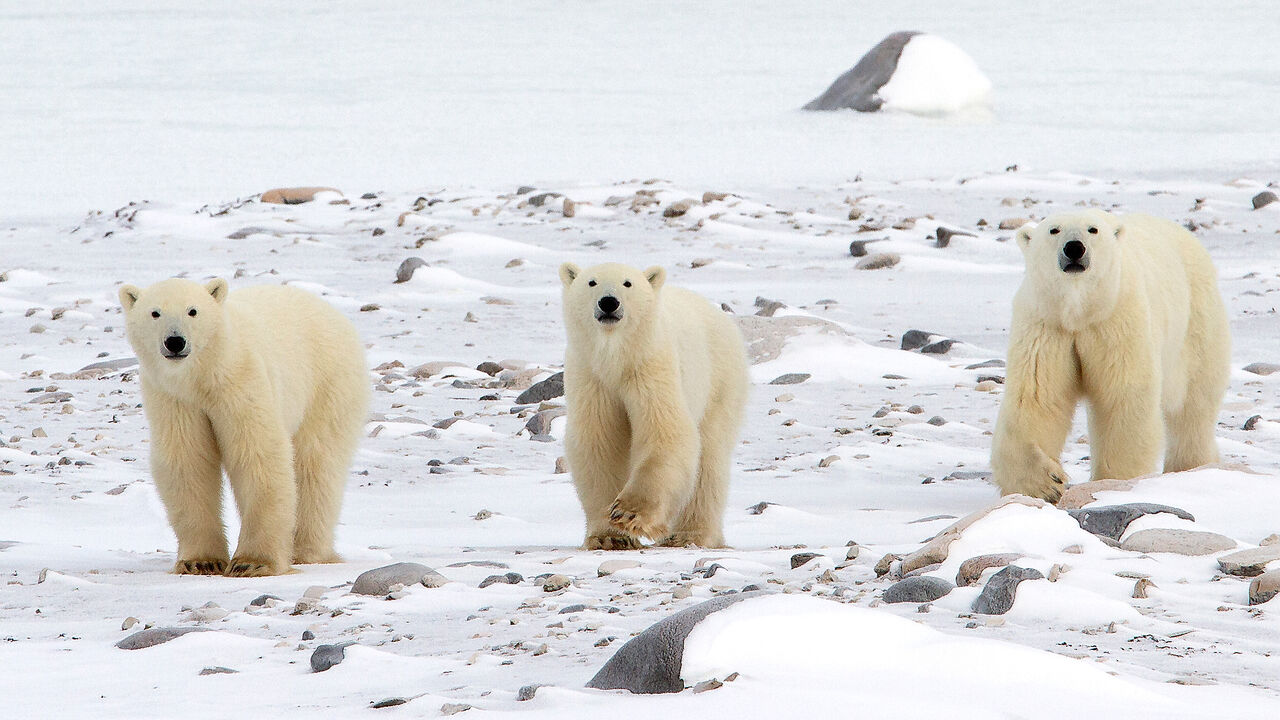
[558,262,749,549]
[991,210,1230,502]
[119,278,369,576]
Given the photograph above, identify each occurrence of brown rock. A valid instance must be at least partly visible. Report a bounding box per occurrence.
[1217,546,1280,577]
[956,553,1022,587]
[1057,478,1143,509]
[1249,569,1280,605]
[899,495,1046,575]
[998,217,1030,230]
[855,252,900,270]
[1120,528,1236,556]
[260,187,340,204]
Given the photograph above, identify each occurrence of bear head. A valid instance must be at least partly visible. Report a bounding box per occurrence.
[119,278,230,380]
[558,262,666,342]
[1014,210,1124,330]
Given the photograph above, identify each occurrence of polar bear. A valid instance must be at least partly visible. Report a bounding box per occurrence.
[991,210,1230,503]
[119,278,369,576]
[558,262,749,549]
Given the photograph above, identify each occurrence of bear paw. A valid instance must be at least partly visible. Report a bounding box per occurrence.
[226,556,286,577]
[174,557,229,575]
[1005,449,1069,504]
[584,532,644,551]
[658,531,724,549]
[607,495,670,542]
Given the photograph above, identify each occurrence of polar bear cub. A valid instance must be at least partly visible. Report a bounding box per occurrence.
[119,278,369,576]
[992,210,1230,502]
[559,262,749,549]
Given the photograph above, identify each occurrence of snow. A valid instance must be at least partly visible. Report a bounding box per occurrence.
[878,34,993,116]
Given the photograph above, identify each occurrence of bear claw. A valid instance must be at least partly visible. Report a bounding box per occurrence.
[175,558,229,575]
[606,498,668,541]
[226,557,281,577]
[584,533,643,551]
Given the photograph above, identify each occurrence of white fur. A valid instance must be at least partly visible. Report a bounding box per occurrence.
[991,210,1230,502]
[119,278,369,576]
[559,262,748,549]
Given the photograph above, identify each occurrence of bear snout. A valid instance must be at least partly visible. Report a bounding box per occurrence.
[1059,240,1089,273]
[163,334,189,358]
[595,295,622,324]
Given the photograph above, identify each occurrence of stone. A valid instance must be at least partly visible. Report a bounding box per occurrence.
[226,226,274,239]
[848,238,885,257]
[998,217,1029,230]
[188,605,228,623]
[260,187,340,204]
[1121,529,1237,556]
[199,666,238,675]
[586,592,763,693]
[554,456,568,474]
[855,252,900,270]
[1067,503,1195,541]
[1261,534,1280,547]
[352,562,439,595]
[926,415,947,426]
[769,373,811,385]
[1253,191,1278,210]
[899,495,1046,575]
[663,199,696,218]
[1249,570,1280,605]
[972,565,1044,615]
[790,552,822,569]
[516,372,564,404]
[310,642,354,672]
[956,553,1022,587]
[476,361,504,376]
[116,627,209,650]
[598,559,640,577]
[249,594,281,607]
[371,698,408,709]
[802,31,923,112]
[517,685,541,701]
[301,630,315,641]
[524,407,566,436]
[1243,362,1280,376]
[1217,546,1280,577]
[441,703,472,715]
[818,455,840,468]
[874,553,901,577]
[29,391,72,404]
[76,357,138,374]
[920,339,954,354]
[900,329,939,351]
[394,257,428,283]
[935,226,976,248]
[1244,415,1262,431]
[1057,478,1144,509]
[121,617,139,631]
[543,574,572,592]
[883,576,954,604]
[479,572,523,588]
[527,192,561,207]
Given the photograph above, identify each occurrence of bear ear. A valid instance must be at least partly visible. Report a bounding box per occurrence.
[118,284,141,311]
[644,265,666,290]
[1014,224,1034,247]
[558,262,580,288]
[206,278,229,304]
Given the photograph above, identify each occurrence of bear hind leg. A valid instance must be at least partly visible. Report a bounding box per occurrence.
[1163,393,1221,473]
[291,423,355,564]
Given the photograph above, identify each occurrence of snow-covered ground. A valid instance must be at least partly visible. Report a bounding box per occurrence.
[2,2,1280,717]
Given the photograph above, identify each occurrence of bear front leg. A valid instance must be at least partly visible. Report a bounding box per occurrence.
[990,327,1080,503]
[565,377,638,549]
[610,387,700,542]
[1086,386,1163,481]
[214,409,297,577]
[144,388,229,575]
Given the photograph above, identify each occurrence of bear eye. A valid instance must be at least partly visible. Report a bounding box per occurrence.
[1048,227,1060,235]
[588,280,596,287]
[1087,227,1098,234]
[151,310,161,319]
[188,308,198,317]
[623,280,632,288]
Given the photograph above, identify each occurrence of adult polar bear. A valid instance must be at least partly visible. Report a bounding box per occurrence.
[119,278,368,576]
[992,210,1229,503]
[559,262,748,549]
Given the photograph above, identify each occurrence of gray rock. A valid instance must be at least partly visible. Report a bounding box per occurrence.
[1217,546,1280,577]
[1253,191,1278,210]
[301,629,315,641]
[116,627,209,650]
[790,552,821,569]
[517,684,542,701]
[901,330,940,351]
[1249,570,1280,605]
[527,192,562,207]
[1121,529,1237,556]
[1243,362,1280,376]
[311,642,355,672]
[586,592,764,693]
[542,574,572,592]
[1067,503,1195,542]
[516,372,564,404]
[855,252,900,270]
[77,357,138,373]
[848,238,885,257]
[803,31,923,112]
[920,339,954,354]
[956,553,1022,587]
[769,373,811,386]
[926,415,947,426]
[199,666,238,675]
[479,572,524,588]
[28,391,72,404]
[883,576,954,604]
[394,257,428,283]
[249,594,281,607]
[524,407,566,436]
[972,565,1044,615]
[352,562,439,595]
[1244,415,1262,431]
[476,361,504,376]
[371,698,408,709]
[935,226,977,248]
[441,703,473,716]
[226,226,275,239]
[965,359,1005,370]
[874,553,902,577]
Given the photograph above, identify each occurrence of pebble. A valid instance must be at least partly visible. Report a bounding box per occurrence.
[524,408,566,436]
[301,630,315,641]
[1249,570,1280,605]
[818,455,840,468]
[956,553,1023,587]
[249,594,281,607]
[516,372,564,404]
[1252,191,1278,210]
[441,703,473,716]
[921,339,954,354]
[476,361,503,376]
[517,685,542,701]
[845,545,861,561]
[116,627,209,650]
[1067,503,1195,541]
[1120,529,1237,556]
[188,604,228,623]
[1217,546,1280,577]
[900,330,940,351]
[121,616,138,631]
[874,553,901,577]
[1132,578,1156,599]
[848,238,885,257]
[883,576,954,604]
[260,186,340,204]
[394,257,428,283]
[370,698,407,709]
[542,574,572,592]
[998,217,1029,230]
[768,373,810,385]
[972,565,1044,615]
[672,586,693,600]
[352,562,441,595]
[662,199,696,217]
[1261,534,1280,547]
[554,456,568,474]
[311,642,353,672]
[1242,362,1280,376]
[926,415,946,426]
[199,666,238,675]
[790,552,822,569]
[855,252,900,270]
[935,226,976,248]
[479,572,523,588]
[1244,415,1262,431]
[598,559,639,577]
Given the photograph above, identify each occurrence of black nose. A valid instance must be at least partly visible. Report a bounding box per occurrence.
[164,335,187,355]
[597,296,620,314]
[1063,240,1086,261]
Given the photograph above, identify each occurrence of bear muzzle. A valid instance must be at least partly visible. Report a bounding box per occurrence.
[1058,239,1089,273]
[595,295,622,325]
[162,334,190,359]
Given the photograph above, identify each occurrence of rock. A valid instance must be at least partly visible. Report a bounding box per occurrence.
[998,217,1029,230]
[421,570,449,588]
[769,373,811,385]
[790,552,822,569]
[1253,191,1278,210]
[802,31,923,112]
[188,604,228,623]
[1120,529,1237,556]
[1244,415,1262,431]
[956,553,1022,587]
[441,703,472,716]
[408,361,469,379]
[76,357,138,374]
[855,252,900,270]
[662,199,696,218]
[1261,534,1280,547]
[554,456,568,474]
[310,642,354,672]
[517,685,541,701]
[935,226,977,248]
[1057,478,1144,510]
[516,372,564,404]
[542,574,572,592]
[926,415,946,426]
[1217,546,1280,577]
[901,329,939,351]
[920,339,954,354]
[371,697,407,709]
[900,495,1046,575]
[524,407,566,436]
[818,455,840,468]
[121,616,139,631]
[29,391,72,404]
[352,562,439,595]
[1132,578,1155,598]
[1243,362,1280,376]
[301,630,315,641]
[527,192,561,207]
[1067,503,1195,542]
[116,627,209,650]
[598,559,640,577]
[1249,570,1280,605]
[226,226,274,239]
[249,594,281,607]
[874,553,901,577]
[479,572,523,588]
[972,565,1044,615]
[883,576,954,604]
[199,666,238,675]
[562,198,577,217]
[260,187,340,204]
[586,592,763,693]
[734,314,852,364]
[754,296,785,317]
[476,361,503,376]
[394,257,428,283]
[848,238,885,257]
